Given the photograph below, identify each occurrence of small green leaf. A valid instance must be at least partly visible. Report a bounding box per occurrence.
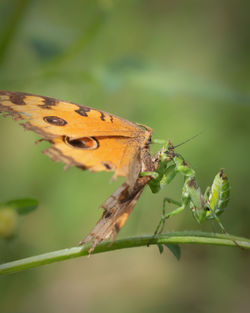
[3,198,38,215]
[157,244,164,254]
[165,243,181,260]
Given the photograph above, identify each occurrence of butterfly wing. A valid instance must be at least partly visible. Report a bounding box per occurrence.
[45,135,142,185]
[81,175,151,252]
[0,90,145,138]
[0,91,153,184]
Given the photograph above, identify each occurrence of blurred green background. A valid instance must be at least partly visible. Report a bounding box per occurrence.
[0,0,250,312]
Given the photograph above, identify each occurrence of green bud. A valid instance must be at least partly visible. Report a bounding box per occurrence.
[0,207,19,238]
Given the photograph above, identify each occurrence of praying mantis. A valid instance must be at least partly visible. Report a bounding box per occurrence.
[141,140,230,238]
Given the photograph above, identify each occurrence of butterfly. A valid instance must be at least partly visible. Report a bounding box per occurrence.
[0,90,156,248]
[0,91,154,187]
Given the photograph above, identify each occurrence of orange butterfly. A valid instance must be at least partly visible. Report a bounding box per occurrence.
[0,90,155,248]
[0,91,154,187]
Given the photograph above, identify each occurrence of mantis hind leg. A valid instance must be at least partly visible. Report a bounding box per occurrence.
[208,208,243,249]
[154,197,185,236]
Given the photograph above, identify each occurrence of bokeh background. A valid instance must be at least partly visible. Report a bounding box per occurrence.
[0,0,250,312]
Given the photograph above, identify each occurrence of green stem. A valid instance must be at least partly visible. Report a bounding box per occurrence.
[0,231,249,276]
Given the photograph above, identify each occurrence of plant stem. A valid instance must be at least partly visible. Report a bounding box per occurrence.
[0,231,249,276]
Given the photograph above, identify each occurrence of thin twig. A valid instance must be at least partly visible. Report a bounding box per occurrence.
[0,231,249,276]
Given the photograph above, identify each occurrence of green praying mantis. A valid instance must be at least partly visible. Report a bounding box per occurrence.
[141,139,231,240]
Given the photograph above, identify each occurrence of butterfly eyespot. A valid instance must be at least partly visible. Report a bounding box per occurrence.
[64,136,99,150]
[43,116,67,126]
